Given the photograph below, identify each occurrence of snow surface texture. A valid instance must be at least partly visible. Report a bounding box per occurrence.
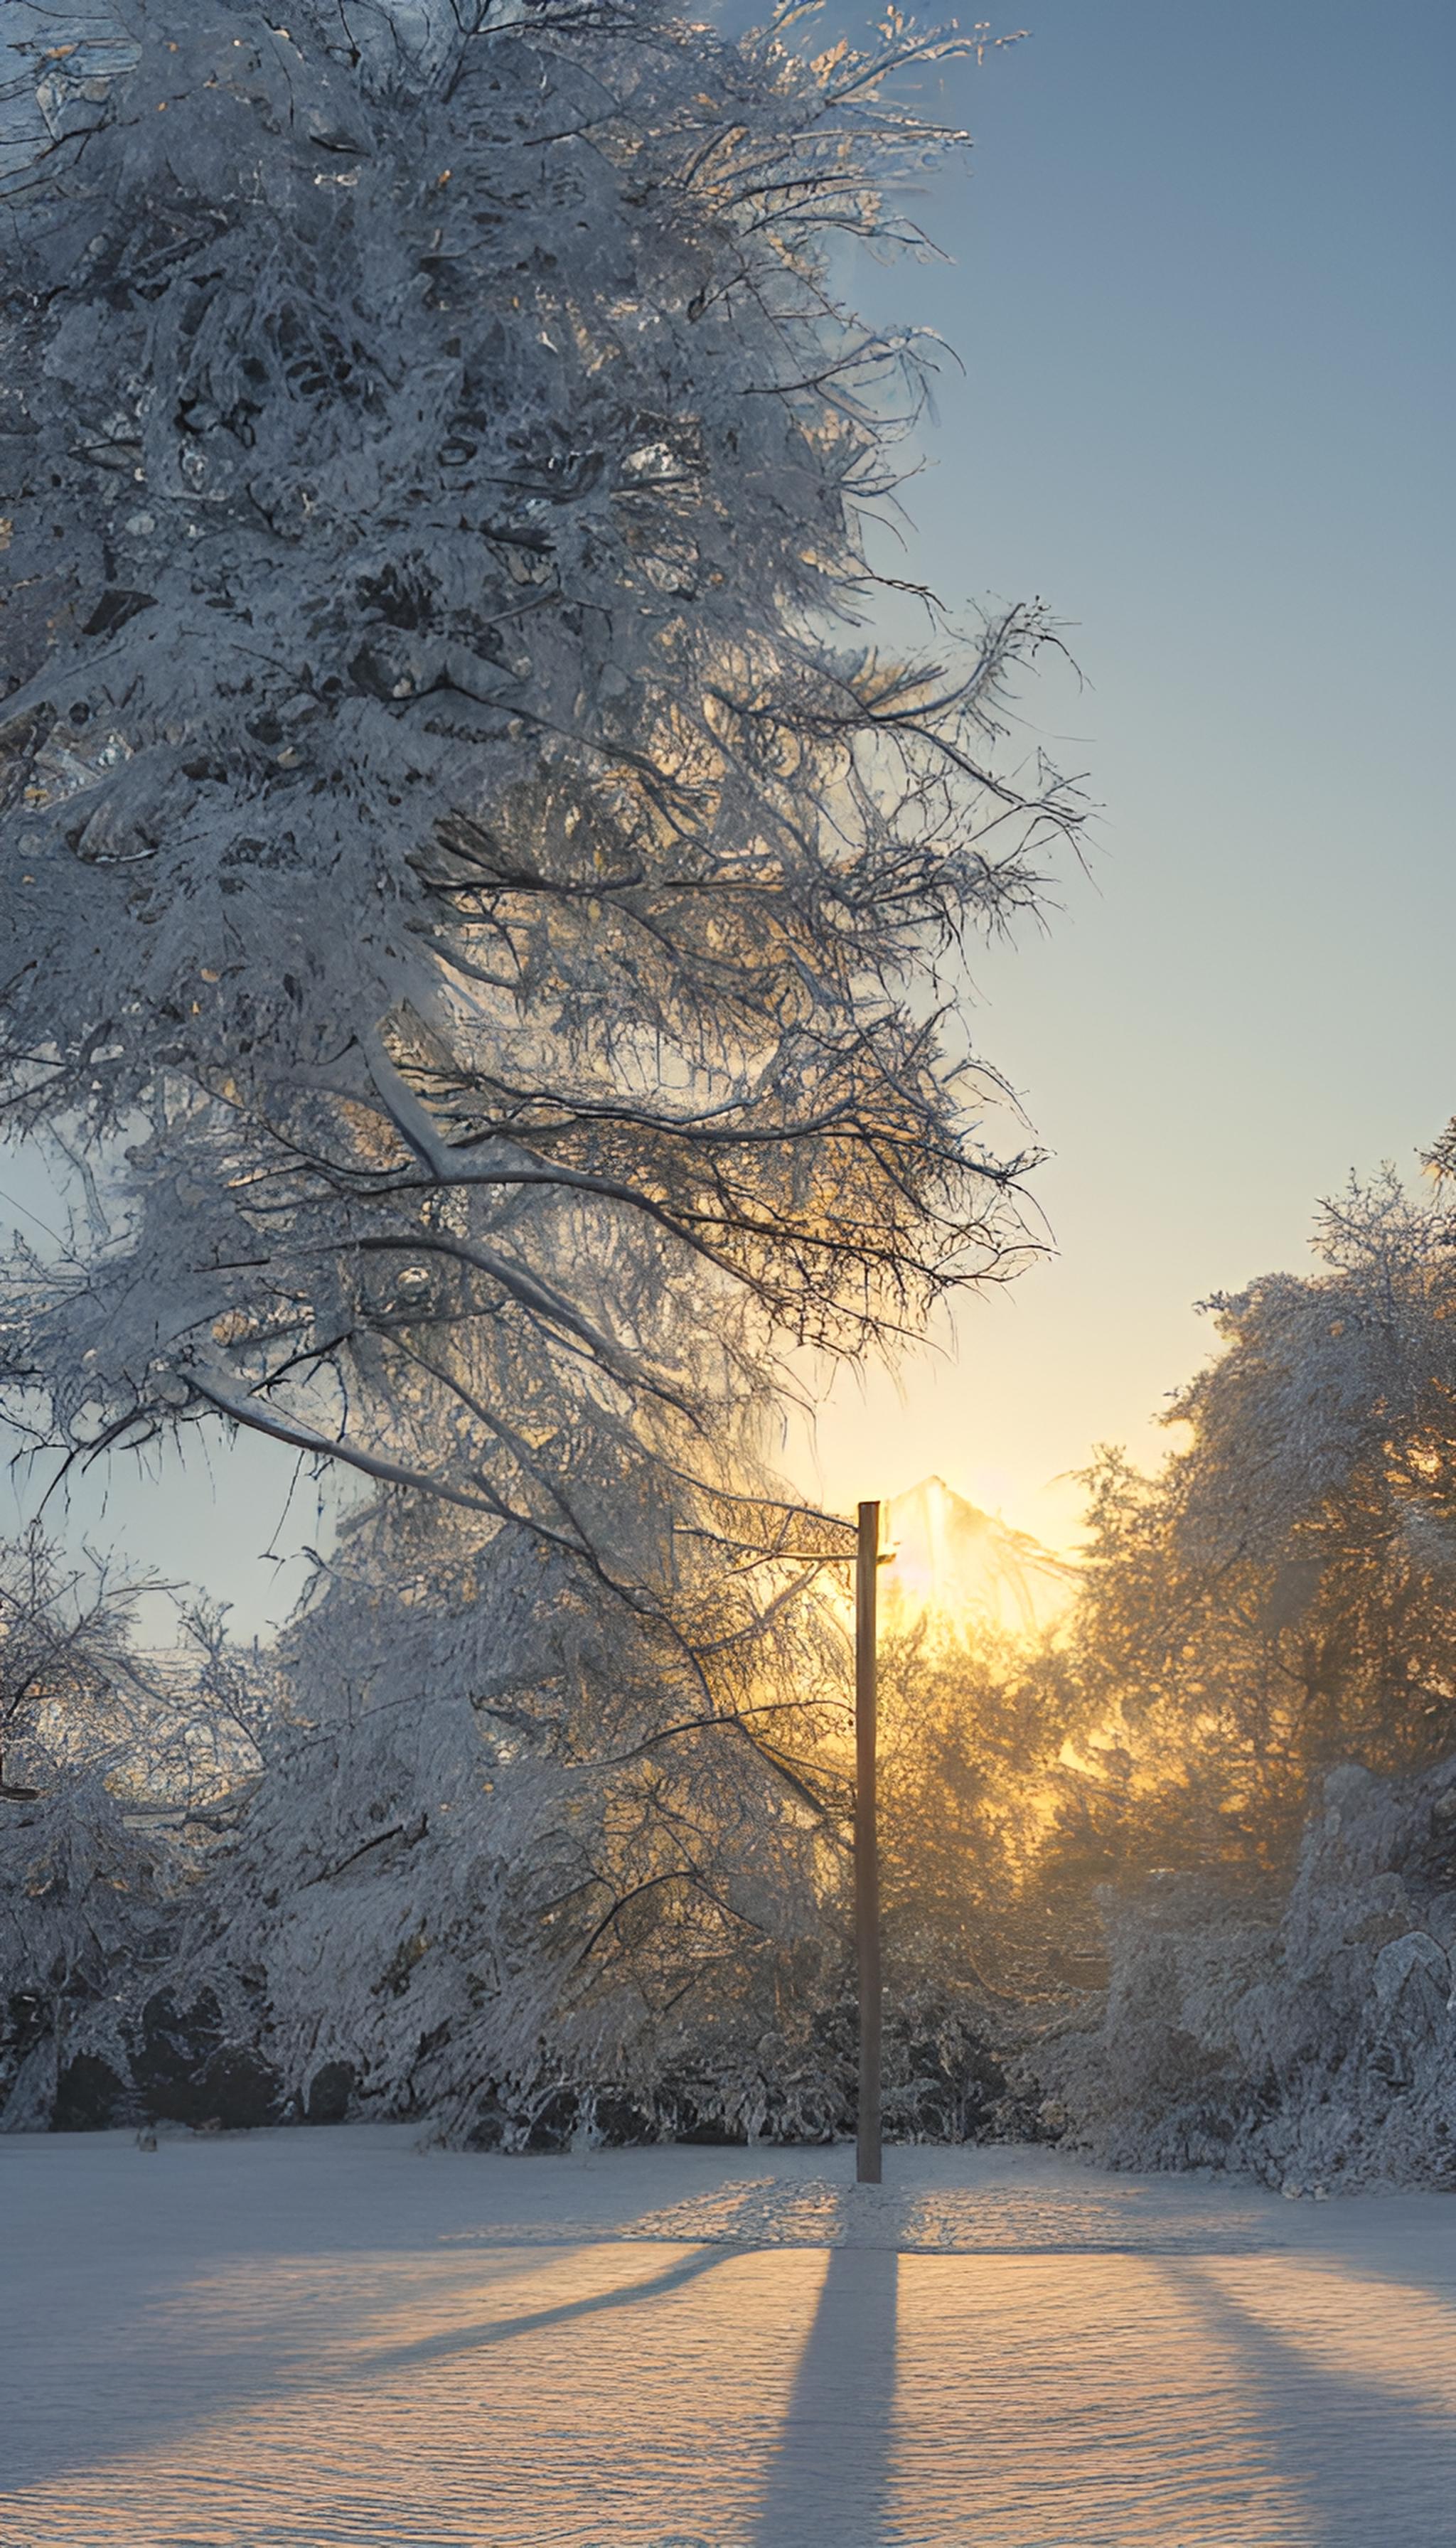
[7,2129,1456,2547]
[1037,1753,1456,2192]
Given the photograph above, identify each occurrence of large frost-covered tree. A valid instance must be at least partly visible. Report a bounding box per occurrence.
[1,0,1081,1601]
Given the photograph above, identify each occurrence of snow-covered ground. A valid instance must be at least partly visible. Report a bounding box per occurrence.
[6,2130,1456,2547]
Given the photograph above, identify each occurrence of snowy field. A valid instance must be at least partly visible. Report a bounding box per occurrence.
[7,2129,1456,2548]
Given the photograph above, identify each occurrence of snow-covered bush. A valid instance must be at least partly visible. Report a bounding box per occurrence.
[1,1770,174,2129]
[1034,1752,1456,2190]
[0,1528,277,2129]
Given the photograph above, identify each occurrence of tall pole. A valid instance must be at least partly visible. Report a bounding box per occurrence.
[855,1497,882,2185]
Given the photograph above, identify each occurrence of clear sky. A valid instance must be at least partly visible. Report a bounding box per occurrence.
[787,0,1456,1541]
[4,0,1453,1626]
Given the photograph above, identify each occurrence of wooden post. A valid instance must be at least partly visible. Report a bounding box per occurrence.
[855,1497,882,2185]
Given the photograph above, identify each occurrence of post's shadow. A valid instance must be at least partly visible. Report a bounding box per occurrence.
[751,2242,899,2548]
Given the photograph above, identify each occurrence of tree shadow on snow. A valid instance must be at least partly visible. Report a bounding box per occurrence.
[1157,2256,1456,2548]
[4,2240,737,2494]
[349,2237,737,2377]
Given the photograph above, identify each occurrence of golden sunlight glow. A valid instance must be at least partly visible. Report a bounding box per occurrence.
[875,1473,1078,1642]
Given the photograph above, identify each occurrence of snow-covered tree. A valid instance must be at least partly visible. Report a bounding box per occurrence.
[1,1521,137,1799]
[1056,1172,1456,1880]
[173,1490,859,2141]
[1,0,1081,1603]
[0,1524,274,2128]
[1033,1750,1456,2191]
[3,1,1083,2142]
[1003,1169,1456,2184]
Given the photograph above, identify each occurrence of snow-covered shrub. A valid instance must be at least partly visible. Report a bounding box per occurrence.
[1034,1753,1456,2190]
[0,1770,178,2129]
[0,1528,279,2129]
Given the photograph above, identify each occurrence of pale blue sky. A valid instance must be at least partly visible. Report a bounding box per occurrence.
[4,1,1453,1621]
[796,0,1456,1536]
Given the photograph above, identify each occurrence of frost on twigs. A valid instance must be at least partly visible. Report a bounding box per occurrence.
[1,0,1084,1607]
